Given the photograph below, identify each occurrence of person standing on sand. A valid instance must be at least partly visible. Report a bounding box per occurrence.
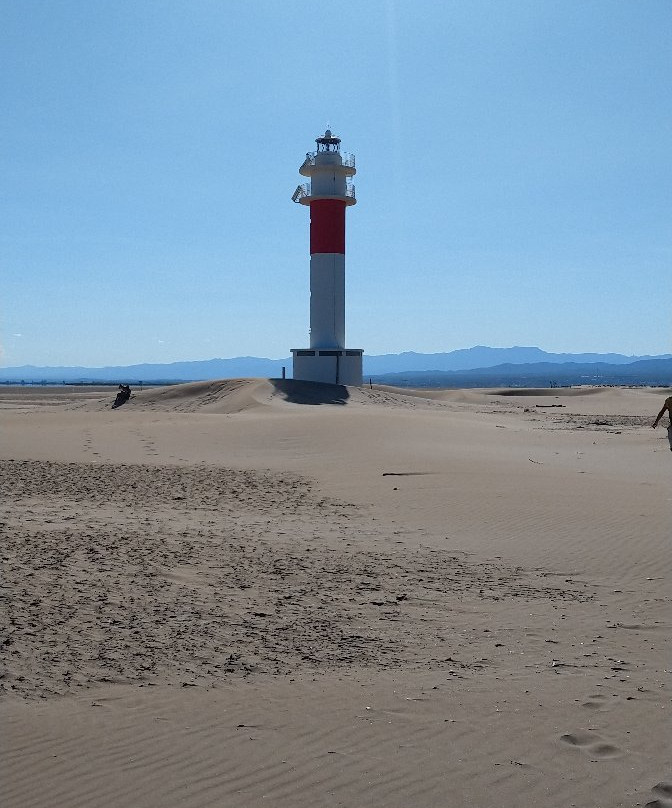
[652,396,672,428]
[651,395,672,451]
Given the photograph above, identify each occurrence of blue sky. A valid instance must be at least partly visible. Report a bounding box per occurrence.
[2,0,670,367]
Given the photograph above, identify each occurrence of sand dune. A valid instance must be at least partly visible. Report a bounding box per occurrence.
[87,377,669,415]
[76,378,494,414]
[1,381,670,808]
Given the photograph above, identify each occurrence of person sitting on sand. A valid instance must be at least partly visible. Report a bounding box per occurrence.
[651,396,672,429]
[112,384,132,409]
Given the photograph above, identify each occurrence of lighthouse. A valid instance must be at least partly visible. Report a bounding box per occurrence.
[290,130,363,386]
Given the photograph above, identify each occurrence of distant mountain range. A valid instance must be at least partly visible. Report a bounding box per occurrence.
[370,357,672,389]
[363,347,671,375]
[0,356,287,384]
[1,346,670,386]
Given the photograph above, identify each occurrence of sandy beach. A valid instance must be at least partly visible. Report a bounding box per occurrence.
[1,380,670,808]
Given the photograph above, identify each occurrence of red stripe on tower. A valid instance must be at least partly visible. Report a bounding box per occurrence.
[310,200,345,254]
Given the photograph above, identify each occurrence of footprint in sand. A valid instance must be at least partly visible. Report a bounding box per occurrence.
[82,430,94,455]
[645,780,672,808]
[138,435,158,457]
[559,730,622,760]
[581,693,612,711]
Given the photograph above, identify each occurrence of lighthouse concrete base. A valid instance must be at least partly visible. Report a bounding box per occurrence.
[291,348,363,386]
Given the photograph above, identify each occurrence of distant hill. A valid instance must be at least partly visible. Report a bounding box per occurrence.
[362,346,671,375]
[370,357,672,389]
[1,347,670,384]
[0,356,288,384]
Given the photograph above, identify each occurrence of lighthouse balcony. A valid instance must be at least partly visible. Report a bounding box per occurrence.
[299,151,356,177]
[292,182,356,205]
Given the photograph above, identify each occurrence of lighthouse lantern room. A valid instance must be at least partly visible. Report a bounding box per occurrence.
[290,130,363,386]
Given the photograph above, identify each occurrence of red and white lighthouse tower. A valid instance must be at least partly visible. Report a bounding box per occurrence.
[291,130,363,386]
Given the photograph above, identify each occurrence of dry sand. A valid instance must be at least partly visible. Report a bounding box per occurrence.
[1,380,670,808]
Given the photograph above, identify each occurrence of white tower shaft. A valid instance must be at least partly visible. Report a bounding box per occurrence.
[310,253,345,348]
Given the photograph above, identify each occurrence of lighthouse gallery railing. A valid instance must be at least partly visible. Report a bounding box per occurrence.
[292,181,356,203]
[301,152,356,168]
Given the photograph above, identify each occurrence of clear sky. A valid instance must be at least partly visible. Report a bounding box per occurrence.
[2,0,670,367]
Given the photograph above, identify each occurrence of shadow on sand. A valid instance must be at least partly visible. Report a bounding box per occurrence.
[270,379,350,406]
